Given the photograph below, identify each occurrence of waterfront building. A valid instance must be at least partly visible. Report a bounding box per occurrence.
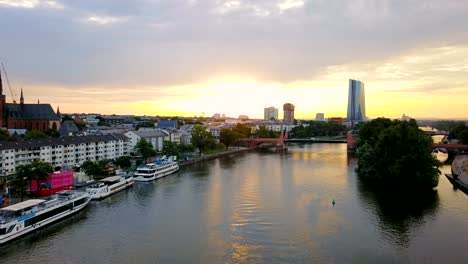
[283,103,295,124]
[0,134,130,176]
[316,113,325,121]
[125,129,167,152]
[346,79,366,126]
[264,107,279,121]
[0,72,61,132]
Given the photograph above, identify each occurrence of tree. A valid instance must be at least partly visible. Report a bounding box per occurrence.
[357,119,441,192]
[191,125,216,155]
[24,130,48,140]
[162,140,179,156]
[45,129,60,138]
[13,160,53,201]
[220,128,239,150]
[232,123,251,138]
[114,156,132,170]
[459,129,468,144]
[255,126,270,138]
[81,160,105,179]
[135,138,156,161]
[0,130,10,141]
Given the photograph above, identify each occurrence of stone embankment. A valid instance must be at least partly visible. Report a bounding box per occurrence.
[178,147,254,167]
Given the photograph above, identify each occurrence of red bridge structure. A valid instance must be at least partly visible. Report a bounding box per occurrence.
[242,131,288,151]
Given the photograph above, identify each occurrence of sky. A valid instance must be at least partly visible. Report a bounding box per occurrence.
[0,0,468,119]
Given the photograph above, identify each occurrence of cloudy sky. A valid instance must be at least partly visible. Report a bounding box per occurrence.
[0,0,468,119]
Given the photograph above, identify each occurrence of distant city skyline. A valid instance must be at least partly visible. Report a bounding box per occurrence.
[1,1,468,119]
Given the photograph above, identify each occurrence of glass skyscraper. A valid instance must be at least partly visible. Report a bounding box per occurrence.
[346,79,366,124]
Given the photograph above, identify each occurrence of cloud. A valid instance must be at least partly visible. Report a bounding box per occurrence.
[84,15,128,25]
[1,0,468,93]
[0,0,63,9]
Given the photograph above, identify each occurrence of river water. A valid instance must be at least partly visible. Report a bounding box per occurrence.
[1,144,467,263]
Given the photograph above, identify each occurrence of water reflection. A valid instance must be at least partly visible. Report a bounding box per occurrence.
[357,179,440,247]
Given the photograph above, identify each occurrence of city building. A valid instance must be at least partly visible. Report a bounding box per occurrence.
[316,113,325,121]
[213,113,221,120]
[158,119,178,129]
[124,129,167,152]
[0,72,61,131]
[0,134,130,176]
[264,107,279,121]
[328,117,345,125]
[238,115,249,120]
[283,103,295,124]
[346,79,366,126]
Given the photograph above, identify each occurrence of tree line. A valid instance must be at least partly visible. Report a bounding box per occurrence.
[290,121,347,138]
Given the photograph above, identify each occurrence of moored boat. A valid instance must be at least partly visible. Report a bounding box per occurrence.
[86,175,134,200]
[0,190,90,245]
[446,154,468,192]
[133,159,179,182]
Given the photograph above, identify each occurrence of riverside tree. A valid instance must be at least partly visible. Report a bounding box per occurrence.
[162,140,179,157]
[357,118,441,191]
[191,125,216,155]
[220,128,239,150]
[13,160,54,201]
[134,138,156,162]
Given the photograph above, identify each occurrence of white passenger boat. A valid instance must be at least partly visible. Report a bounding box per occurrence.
[0,190,90,245]
[133,159,179,182]
[86,174,134,200]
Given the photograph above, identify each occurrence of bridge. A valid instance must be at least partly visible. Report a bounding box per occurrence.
[242,131,288,151]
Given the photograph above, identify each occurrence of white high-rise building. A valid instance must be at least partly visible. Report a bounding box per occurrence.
[264,107,278,121]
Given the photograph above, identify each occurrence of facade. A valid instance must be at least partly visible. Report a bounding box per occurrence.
[158,120,178,129]
[213,113,221,120]
[264,107,279,121]
[346,79,366,125]
[0,134,130,176]
[328,117,345,125]
[124,129,168,152]
[0,73,61,131]
[283,103,295,124]
[316,113,325,121]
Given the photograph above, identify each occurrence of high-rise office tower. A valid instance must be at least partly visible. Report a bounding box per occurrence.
[283,103,295,124]
[264,107,279,120]
[346,79,366,125]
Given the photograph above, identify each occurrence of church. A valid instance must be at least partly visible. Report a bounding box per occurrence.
[0,71,61,132]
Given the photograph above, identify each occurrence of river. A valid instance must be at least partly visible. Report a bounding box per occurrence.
[1,143,467,263]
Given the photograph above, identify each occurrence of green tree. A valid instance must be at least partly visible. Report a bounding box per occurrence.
[162,140,179,156]
[135,138,156,161]
[232,123,251,138]
[13,160,53,201]
[220,128,239,150]
[45,129,60,138]
[191,125,216,155]
[357,119,441,191]
[24,130,48,140]
[459,129,468,144]
[114,156,132,170]
[81,160,105,180]
[255,126,270,138]
[0,130,10,141]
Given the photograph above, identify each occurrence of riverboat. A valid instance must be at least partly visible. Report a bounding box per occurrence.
[446,154,468,192]
[86,174,134,200]
[133,159,179,182]
[0,190,90,245]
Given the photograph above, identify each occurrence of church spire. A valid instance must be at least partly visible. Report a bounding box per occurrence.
[0,68,3,96]
[20,88,24,105]
[57,106,61,117]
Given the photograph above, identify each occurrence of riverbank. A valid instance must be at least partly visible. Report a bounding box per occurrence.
[178,147,254,167]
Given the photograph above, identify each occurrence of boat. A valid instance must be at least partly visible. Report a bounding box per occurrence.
[133,159,179,182]
[85,174,134,200]
[445,154,468,192]
[0,190,90,244]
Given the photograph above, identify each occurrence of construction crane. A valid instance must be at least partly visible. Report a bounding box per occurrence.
[0,62,18,104]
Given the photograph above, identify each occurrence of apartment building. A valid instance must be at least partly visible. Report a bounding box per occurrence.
[0,134,130,176]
